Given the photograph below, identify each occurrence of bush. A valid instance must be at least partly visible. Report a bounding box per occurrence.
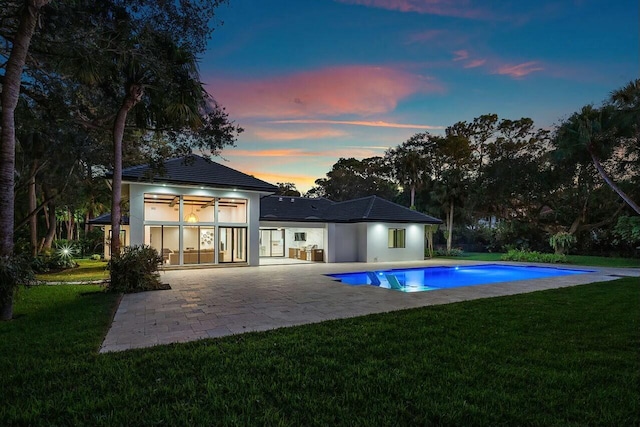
[501,249,568,264]
[90,254,102,261]
[31,243,79,273]
[0,254,38,314]
[107,245,164,293]
[549,232,576,255]
[435,248,465,257]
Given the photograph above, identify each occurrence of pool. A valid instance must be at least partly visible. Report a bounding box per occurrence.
[327,264,593,293]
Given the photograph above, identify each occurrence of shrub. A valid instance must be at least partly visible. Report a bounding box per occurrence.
[549,232,576,255]
[90,254,102,261]
[31,243,79,273]
[0,254,38,318]
[435,248,465,257]
[501,249,568,264]
[107,245,163,293]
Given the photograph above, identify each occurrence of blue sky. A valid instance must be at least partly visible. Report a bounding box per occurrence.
[200,0,638,192]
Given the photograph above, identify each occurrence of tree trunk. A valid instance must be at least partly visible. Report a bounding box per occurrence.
[590,150,640,215]
[0,0,50,321]
[28,159,39,256]
[43,192,56,250]
[446,200,454,252]
[410,186,416,208]
[111,84,143,256]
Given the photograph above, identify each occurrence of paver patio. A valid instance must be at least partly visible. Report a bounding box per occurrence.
[100,260,639,352]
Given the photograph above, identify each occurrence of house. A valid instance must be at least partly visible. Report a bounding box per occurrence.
[91,155,442,266]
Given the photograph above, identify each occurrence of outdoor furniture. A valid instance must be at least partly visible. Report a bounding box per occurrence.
[385,274,404,290]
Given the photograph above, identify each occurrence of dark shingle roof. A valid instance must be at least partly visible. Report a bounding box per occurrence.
[118,155,278,193]
[260,195,442,224]
[88,213,129,225]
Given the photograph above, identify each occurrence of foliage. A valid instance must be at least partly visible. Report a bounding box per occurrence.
[549,231,577,255]
[1,280,638,425]
[501,249,568,264]
[434,248,465,257]
[90,254,102,261]
[0,255,38,304]
[31,241,80,273]
[308,157,397,201]
[275,182,301,197]
[107,245,163,293]
[613,216,640,246]
[442,252,639,267]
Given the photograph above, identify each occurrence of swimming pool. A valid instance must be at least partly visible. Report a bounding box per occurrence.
[327,264,593,293]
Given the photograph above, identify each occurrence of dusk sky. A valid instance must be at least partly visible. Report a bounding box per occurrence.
[201,0,638,192]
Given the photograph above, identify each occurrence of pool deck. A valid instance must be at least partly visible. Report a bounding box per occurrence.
[99,260,639,353]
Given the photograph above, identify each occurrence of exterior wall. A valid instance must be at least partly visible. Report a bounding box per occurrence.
[365,223,424,263]
[330,223,360,262]
[128,182,265,266]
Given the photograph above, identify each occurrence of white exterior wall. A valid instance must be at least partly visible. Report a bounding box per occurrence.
[365,223,424,263]
[128,182,265,266]
[330,223,361,262]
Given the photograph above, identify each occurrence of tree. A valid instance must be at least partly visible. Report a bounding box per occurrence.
[276,183,301,197]
[0,0,51,320]
[554,80,640,214]
[386,135,429,208]
[310,157,397,201]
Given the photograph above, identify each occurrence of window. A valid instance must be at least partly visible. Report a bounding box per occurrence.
[388,228,406,248]
[294,232,306,241]
[218,198,247,223]
[144,193,180,222]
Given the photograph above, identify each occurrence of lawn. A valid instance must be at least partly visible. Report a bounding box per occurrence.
[1,279,638,426]
[441,252,639,268]
[36,258,109,282]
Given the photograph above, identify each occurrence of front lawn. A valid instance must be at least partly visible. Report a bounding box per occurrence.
[1,279,638,426]
[36,258,109,282]
[441,252,639,268]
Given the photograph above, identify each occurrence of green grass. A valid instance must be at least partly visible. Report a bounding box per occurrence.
[36,258,110,282]
[1,279,639,426]
[441,252,639,267]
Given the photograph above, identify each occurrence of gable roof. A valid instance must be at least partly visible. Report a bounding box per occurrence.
[260,195,442,224]
[117,155,278,193]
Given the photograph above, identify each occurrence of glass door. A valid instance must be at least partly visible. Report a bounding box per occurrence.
[219,227,247,263]
[259,229,285,257]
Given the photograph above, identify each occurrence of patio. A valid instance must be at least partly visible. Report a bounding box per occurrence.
[100,260,639,352]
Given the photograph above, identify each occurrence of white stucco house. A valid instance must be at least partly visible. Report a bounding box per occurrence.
[91,155,442,266]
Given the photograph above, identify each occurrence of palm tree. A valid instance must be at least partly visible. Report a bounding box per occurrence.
[555,104,640,215]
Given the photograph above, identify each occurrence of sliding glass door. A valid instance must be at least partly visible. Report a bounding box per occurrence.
[259,229,285,257]
[219,227,247,263]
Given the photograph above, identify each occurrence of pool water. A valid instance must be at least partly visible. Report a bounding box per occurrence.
[327,264,593,293]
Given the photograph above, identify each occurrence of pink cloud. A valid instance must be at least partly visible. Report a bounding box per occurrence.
[227,147,384,159]
[267,119,444,130]
[452,50,469,61]
[206,65,441,119]
[464,59,486,68]
[496,61,544,78]
[405,29,445,44]
[252,128,346,141]
[335,0,493,20]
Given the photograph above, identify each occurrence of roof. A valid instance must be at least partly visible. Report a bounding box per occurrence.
[116,155,278,193]
[260,195,442,224]
[88,213,129,225]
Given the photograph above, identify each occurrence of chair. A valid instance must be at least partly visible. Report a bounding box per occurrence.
[367,271,381,286]
[385,274,404,290]
[162,248,173,264]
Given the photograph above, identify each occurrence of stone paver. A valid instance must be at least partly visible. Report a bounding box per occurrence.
[99,260,639,352]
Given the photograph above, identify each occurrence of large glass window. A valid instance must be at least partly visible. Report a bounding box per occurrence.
[219,227,247,263]
[145,225,179,265]
[182,226,215,264]
[183,196,215,223]
[218,198,247,223]
[144,194,180,222]
[388,228,406,248]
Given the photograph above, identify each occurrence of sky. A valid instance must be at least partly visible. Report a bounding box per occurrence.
[200,0,638,193]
